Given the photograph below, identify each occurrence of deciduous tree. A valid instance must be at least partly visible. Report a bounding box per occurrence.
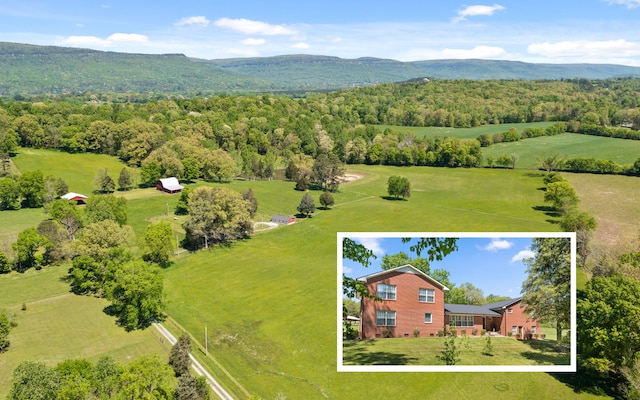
[18,170,46,208]
[381,251,430,274]
[297,193,316,217]
[7,361,60,400]
[0,177,21,210]
[544,181,579,214]
[319,191,335,209]
[12,227,50,272]
[521,237,571,342]
[117,167,133,191]
[84,195,128,226]
[143,222,176,266]
[387,175,411,199]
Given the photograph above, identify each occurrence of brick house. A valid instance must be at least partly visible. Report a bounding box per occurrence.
[358,264,540,339]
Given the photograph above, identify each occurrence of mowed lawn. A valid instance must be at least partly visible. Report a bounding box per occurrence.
[0,265,170,398]
[342,336,570,366]
[163,165,606,399]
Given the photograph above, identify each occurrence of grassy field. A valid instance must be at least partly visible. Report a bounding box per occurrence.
[2,148,632,398]
[12,147,132,195]
[162,165,607,399]
[342,336,570,366]
[0,265,170,398]
[378,124,640,169]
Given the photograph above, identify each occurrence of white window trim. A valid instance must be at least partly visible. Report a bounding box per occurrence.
[377,284,396,300]
[424,312,432,323]
[419,288,435,303]
[448,314,474,327]
[376,310,396,326]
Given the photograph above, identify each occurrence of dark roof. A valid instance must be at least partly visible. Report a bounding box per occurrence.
[484,297,522,311]
[444,297,521,316]
[444,303,501,316]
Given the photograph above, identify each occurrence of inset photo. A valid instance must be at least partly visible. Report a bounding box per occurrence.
[338,232,576,372]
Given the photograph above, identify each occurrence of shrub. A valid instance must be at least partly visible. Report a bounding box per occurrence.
[481,329,486,336]
[449,327,457,337]
[472,328,478,336]
[541,334,546,339]
[507,332,513,337]
[382,329,393,338]
[437,329,445,337]
[515,333,521,339]
[413,329,420,338]
[482,336,494,356]
[461,329,467,337]
[534,333,539,339]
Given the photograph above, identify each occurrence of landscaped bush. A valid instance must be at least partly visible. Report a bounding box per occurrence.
[437,329,445,337]
[507,332,513,337]
[481,329,486,336]
[472,328,478,336]
[461,329,467,336]
[382,329,393,338]
[413,329,420,338]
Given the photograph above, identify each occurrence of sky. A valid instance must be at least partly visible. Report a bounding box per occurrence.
[342,234,543,299]
[1,1,640,65]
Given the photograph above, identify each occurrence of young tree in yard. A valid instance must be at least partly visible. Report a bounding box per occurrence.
[437,334,461,365]
[319,191,335,209]
[117,167,133,191]
[95,168,115,193]
[482,336,494,356]
[297,193,316,217]
[169,334,192,377]
[387,175,411,199]
[521,237,571,343]
[183,186,253,249]
[106,260,166,331]
[143,222,176,266]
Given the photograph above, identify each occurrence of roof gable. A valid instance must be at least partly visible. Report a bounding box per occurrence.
[357,264,449,291]
[485,297,522,311]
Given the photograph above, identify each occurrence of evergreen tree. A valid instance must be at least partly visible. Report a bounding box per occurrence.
[169,334,192,377]
[118,167,133,191]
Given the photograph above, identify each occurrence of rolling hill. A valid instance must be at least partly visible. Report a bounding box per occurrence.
[2,41,640,95]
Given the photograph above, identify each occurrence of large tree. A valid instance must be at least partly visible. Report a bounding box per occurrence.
[84,195,128,226]
[183,186,253,249]
[521,237,571,342]
[297,193,316,217]
[18,170,46,208]
[169,334,192,377]
[544,181,579,214]
[106,260,166,331]
[7,361,60,400]
[381,251,430,274]
[387,175,411,199]
[12,227,50,272]
[0,177,21,210]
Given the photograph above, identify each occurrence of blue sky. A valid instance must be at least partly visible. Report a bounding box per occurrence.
[1,1,640,64]
[342,234,541,298]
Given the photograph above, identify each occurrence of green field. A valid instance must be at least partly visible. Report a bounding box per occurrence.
[162,165,606,399]
[2,149,633,398]
[378,124,640,169]
[343,336,570,366]
[0,265,170,398]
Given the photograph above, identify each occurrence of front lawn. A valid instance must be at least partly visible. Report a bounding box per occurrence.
[342,336,570,366]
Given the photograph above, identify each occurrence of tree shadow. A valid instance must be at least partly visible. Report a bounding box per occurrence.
[380,196,407,201]
[548,364,620,398]
[343,349,419,365]
[532,205,562,218]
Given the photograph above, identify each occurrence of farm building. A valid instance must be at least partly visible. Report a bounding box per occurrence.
[156,177,184,194]
[358,264,540,339]
[61,192,88,204]
[271,215,296,225]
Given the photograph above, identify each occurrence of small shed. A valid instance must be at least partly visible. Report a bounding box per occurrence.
[156,177,184,194]
[271,215,296,225]
[61,192,88,204]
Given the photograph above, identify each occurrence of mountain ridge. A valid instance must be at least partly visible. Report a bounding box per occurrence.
[1,41,640,95]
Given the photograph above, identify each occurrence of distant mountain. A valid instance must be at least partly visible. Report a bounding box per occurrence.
[1,41,640,96]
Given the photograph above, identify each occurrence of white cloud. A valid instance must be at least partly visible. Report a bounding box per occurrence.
[59,35,112,47]
[482,239,514,252]
[174,16,211,28]
[241,38,266,46]
[441,45,506,59]
[528,39,640,58]
[454,4,505,22]
[343,266,353,274]
[107,33,148,43]
[58,33,148,48]
[354,238,385,258]
[291,42,310,49]
[511,249,535,263]
[605,0,640,8]
[214,18,297,36]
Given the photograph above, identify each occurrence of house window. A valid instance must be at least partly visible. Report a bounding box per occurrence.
[531,326,537,334]
[419,288,435,303]
[424,313,432,323]
[507,307,513,313]
[377,284,396,300]
[448,315,474,327]
[512,325,518,335]
[376,310,396,326]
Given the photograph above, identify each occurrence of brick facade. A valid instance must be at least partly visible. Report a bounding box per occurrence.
[498,300,541,338]
[359,265,447,339]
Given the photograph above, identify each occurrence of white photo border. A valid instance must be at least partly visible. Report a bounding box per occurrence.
[337,231,577,373]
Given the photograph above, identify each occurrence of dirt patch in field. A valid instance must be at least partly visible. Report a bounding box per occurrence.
[338,173,364,183]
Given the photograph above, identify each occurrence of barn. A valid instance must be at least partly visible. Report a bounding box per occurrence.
[271,215,296,225]
[61,192,88,204]
[156,177,184,194]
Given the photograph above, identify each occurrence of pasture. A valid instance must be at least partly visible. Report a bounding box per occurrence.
[2,147,634,398]
[0,265,169,398]
[162,165,607,399]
